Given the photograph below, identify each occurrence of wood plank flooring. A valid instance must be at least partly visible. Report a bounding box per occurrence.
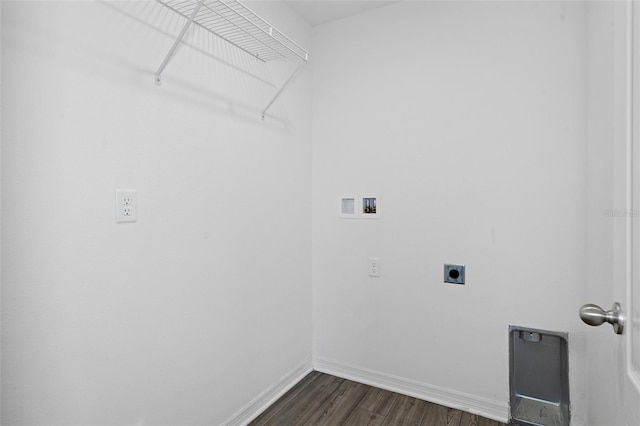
[250,371,507,426]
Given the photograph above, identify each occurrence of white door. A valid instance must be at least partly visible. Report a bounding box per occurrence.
[625,1,640,423]
[617,1,640,424]
[586,1,640,425]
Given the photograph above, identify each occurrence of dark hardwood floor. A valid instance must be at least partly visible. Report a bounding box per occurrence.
[250,371,508,426]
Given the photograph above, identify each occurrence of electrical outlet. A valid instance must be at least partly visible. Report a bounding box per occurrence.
[368,257,380,278]
[116,189,137,223]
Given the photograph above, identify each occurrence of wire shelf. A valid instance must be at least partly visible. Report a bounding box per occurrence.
[157,0,310,63]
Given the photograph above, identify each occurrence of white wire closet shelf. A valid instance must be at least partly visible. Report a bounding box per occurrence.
[154,0,311,119]
[158,0,309,62]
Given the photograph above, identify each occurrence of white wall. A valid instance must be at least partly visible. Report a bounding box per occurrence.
[311,1,588,422]
[0,1,312,425]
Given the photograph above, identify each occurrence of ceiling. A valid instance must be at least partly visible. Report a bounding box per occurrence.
[284,1,399,27]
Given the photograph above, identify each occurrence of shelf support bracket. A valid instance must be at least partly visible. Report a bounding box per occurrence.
[155,0,205,85]
[261,63,305,120]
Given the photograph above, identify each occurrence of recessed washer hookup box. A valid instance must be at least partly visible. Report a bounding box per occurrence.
[509,326,569,426]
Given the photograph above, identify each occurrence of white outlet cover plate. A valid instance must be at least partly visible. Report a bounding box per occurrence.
[116,189,137,223]
[369,257,380,278]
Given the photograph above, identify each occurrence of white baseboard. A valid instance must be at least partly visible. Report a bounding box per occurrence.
[223,360,314,426]
[313,357,509,424]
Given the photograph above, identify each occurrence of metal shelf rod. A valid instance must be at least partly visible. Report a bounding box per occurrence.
[262,63,304,120]
[155,0,206,85]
